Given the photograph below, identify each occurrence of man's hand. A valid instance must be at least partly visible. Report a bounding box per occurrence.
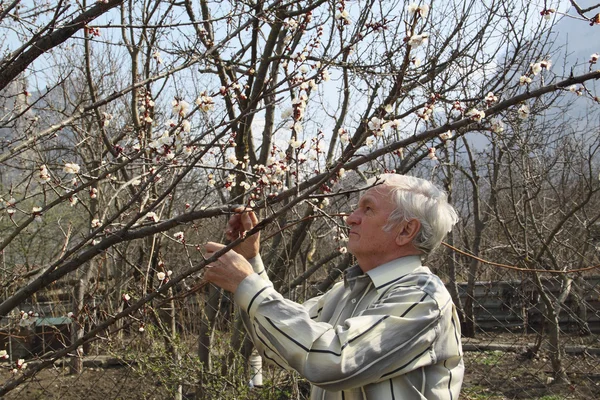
[226,208,260,259]
[204,242,254,293]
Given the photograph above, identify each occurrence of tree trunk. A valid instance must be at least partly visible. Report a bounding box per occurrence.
[197,284,222,399]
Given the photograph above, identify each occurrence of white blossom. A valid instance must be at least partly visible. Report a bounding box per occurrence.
[91,218,102,228]
[439,131,454,140]
[467,108,485,121]
[5,197,16,215]
[491,118,505,133]
[157,271,166,281]
[146,212,159,222]
[32,206,42,222]
[207,174,216,186]
[195,92,215,112]
[591,53,599,64]
[174,231,184,242]
[284,18,298,29]
[485,92,498,103]
[540,60,552,70]
[182,119,191,133]
[292,121,303,133]
[408,3,430,18]
[408,33,429,47]
[172,99,190,117]
[428,147,437,160]
[519,75,532,85]
[368,116,383,132]
[541,9,555,20]
[102,112,112,127]
[281,108,293,119]
[228,154,238,165]
[289,139,302,149]
[336,9,351,24]
[122,293,131,301]
[530,60,551,75]
[240,181,252,190]
[517,104,530,119]
[383,119,402,130]
[37,165,51,183]
[63,163,81,174]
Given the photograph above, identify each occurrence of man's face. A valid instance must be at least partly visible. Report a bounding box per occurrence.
[345,185,400,260]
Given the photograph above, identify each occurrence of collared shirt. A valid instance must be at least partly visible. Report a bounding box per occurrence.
[235,255,464,400]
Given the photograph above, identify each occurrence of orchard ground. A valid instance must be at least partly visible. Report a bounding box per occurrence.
[1,332,598,400]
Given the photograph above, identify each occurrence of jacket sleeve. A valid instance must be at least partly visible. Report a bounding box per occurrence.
[235,258,445,392]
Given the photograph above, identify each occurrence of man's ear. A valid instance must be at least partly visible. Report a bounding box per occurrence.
[395,219,421,246]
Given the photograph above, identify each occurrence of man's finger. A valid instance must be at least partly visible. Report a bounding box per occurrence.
[240,211,256,231]
[248,211,258,225]
[205,241,226,254]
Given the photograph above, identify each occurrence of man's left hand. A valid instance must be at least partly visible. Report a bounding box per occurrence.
[203,242,254,293]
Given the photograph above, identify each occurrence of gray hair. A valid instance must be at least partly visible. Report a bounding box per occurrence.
[365,174,458,254]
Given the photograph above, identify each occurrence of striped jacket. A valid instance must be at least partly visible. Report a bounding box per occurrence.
[235,255,464,399]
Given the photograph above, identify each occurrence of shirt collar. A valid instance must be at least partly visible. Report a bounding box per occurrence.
[366,255,423,294]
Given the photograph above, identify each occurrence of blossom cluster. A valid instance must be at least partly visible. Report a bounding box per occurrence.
[519,59,552,86]
[407,33,429,48]
[138,88,156,124]
[4,197,16,216]
[335,1,351,26]
[540,8,555,21]
[152,50,163,64]
[417,94,440,122]
[196,91,215,112]
[64,163,81,174]
[37,165,51,184]
[407,3,430,18]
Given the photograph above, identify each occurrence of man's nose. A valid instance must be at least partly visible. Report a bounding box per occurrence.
[346,210,359,226]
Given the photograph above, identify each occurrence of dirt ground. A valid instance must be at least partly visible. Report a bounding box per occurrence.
[0,367,170,400]
[1,333,599,399]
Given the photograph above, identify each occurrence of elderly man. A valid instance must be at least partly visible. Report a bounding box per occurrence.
[205,174,464,399]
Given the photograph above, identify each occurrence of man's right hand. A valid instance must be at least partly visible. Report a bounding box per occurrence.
[226,208,260,259]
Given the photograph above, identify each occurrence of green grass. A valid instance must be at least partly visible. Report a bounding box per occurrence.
[473,350,505,366]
